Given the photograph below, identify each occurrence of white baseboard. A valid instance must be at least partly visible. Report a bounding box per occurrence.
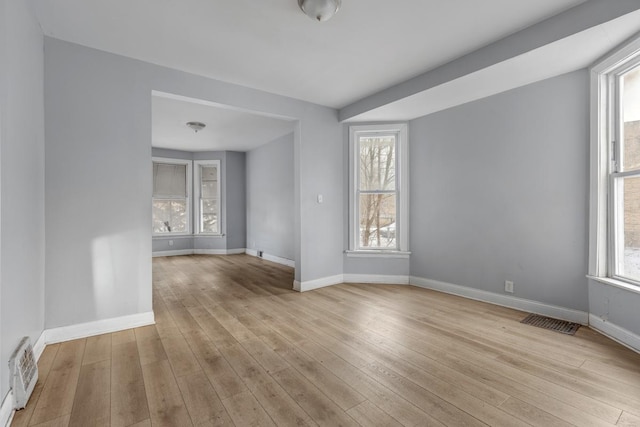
[152,249,193,257]
[589,314,640,353]
[343,274,410,285]
[246,249,295,268]
[153,248,246,257]
[194,248,246,255]
[45,311,155,344]
[33,331,46,361]
[295,274,344,292]
[294,273,410,292]
[1,390,15,427]
[410,276,589,325]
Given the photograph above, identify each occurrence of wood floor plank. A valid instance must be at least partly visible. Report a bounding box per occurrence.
[140,360,193,427]
[176,372,234,426]
[221,391,276,427]
[30,340,86,425]
[134,325,168,366]
[158,332,201,378]
[271,367,359,426]
[182,329,247,400]
[260,329,367,411]
[111,341,149,427]
[498,397,573,427]
[82,334,112,366]
[618,411,640,426]
[218,343,316,427]
[68,360,110,427]
[30,414,71,427]
[111,329,136,346]
[346,400,403,427]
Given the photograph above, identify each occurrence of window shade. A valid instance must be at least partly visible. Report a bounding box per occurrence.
[153,163,187,197]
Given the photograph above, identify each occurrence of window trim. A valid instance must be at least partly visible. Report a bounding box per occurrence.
[194,159,222,236]
[152,157,192,236]
[348,123,409,255]
[589,34,640,288]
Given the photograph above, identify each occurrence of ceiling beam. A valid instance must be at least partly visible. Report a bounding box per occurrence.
[338,0,640,122]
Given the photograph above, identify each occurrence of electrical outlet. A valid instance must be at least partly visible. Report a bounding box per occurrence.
[168,240,174,246]
[505,280,514,293]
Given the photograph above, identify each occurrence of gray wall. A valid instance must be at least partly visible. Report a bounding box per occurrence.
[225,151,246,250]
[589,280,640,337]
[246,133,295,260]
[0,0,46,398]
[151,148,247,253]
[409,70,590,312]
[44,36,341,328]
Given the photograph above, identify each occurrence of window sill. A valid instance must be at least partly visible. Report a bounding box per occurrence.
[153,234,193,239]
[587,275,640,295]
[194,234,225,238]
[345,250,411,259]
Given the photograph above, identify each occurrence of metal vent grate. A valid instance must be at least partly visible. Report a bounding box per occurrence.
[520,314,580,335]
[9,337,38,409]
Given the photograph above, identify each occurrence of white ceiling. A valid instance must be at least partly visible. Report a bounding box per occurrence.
[349,9,640,122]
[152,94,295,152]
[31,0,588,109]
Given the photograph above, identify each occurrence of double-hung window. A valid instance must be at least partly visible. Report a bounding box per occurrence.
[194,160,221,235]
[349,124,409,254]
[152,158,191,235]
[591,36,640,289]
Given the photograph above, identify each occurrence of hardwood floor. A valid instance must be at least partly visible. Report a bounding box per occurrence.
[12,254,640,426]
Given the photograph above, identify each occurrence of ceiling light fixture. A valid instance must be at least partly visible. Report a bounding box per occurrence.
[298,0,342,22]
[186,121,206,133]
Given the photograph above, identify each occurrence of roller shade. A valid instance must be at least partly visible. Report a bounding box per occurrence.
[153,163,187,198]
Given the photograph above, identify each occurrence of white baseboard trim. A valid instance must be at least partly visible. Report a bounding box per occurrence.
[589,314,640,353]
[294,273,410,292]
[153,248,247,257]
[152,249,193,257]
[1,390,15,427]
[45,311,155,344]
[410,276,589,325]
[343,274,410,285]
[194,248,246,255]
[33,331,46,361]
[246,249,295,268]
[295,274,344,292]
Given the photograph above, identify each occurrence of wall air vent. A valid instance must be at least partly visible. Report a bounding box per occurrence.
[8,337,38,409]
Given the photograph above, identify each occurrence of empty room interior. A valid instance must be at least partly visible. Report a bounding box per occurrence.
[3,0,640,426]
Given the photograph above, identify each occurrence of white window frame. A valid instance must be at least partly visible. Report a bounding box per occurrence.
[347,123,409,257]
[152,157,192,236]
[194,159,222,236]
[589,34,640,294]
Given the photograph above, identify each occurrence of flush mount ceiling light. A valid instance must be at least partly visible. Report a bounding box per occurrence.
[186,121,206,133]
[298,0,342,22]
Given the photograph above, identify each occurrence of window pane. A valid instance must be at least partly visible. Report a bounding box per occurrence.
[200,199,218,233]
[153,163,187,197]
[201,166,218,198]
[152,199,187,233]
[614,176,640,282]
[358,194,396,249]
[359,136,396,191]
[622,66,640,171]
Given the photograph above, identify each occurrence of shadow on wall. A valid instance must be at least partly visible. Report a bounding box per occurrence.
[91,230,147,317]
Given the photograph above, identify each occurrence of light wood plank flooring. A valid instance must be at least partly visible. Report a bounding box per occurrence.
[12,254,640,426]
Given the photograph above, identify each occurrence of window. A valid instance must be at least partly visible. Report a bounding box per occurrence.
[194,160,221,234]
[152,158,191,235]
[591,36,640,289]
[349,124,409,254]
